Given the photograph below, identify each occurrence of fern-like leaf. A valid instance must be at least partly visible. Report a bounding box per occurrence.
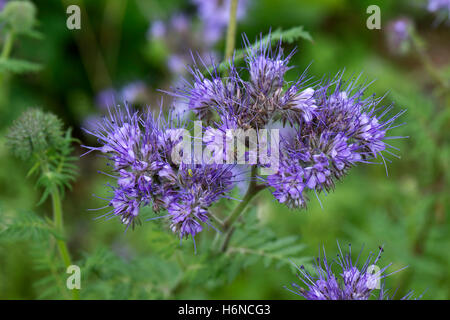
[0,58,43,74]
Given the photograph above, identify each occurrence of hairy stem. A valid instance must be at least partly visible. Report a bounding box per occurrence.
[51,188,80,300]
[224,0,239,62]
[221,167,265,252]
[1,31,14,60]
[0,31,14,101]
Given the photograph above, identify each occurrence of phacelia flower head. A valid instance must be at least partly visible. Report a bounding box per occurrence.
[287,243,416,300]
[169,34,403,211]
[267,73,403,209]
[83,105,236,241]
[171,34,316,131]
[246,37,292,94]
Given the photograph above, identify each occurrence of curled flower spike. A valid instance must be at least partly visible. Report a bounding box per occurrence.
[286,243,417,300]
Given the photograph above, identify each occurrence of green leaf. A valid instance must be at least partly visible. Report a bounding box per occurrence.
[224,209,310,269]
[0,210,62,242]
[0,58,43,74]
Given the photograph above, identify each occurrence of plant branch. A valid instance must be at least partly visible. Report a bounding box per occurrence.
[220,166,265,252]
[224,0,239,62]
[51,187,80,300]
[1,31,14,60]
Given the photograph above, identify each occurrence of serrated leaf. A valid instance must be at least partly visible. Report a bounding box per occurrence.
[0,210,61,242]
[0,58,42,74]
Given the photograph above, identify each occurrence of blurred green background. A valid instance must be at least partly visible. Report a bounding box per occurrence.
[0,0,448,299]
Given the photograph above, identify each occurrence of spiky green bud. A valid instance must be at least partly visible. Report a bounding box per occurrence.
[0,1,37,35]
[6,108,65,160]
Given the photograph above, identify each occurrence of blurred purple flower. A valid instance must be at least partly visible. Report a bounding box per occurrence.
[386,18,413,55]
[428,0,450,13]
[170,13,190,33]
[95,88,117,110]
[120,81,146,103]
[148,20,166,39]
[167,54,187,74]
[427,0,450,23]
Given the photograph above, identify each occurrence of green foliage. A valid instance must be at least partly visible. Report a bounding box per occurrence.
[79,247,182,299]
[0,58,43,74]
[0,0,42,77]
[0,210,61,242]
[0,207,69,299]
[6,108,78,203]
[153,207,312,295]
[225,209,310,269]
[30,238,68,299]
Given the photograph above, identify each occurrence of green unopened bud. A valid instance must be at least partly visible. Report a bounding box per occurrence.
[0,1,37,35]
[6,108,65,160]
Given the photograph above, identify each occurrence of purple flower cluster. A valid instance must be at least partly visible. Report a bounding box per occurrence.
[268,75,403,209]
[171,35,402,209]
[172,37,314,130]
[84,107,235,241]
[287,244,416,300]
[86,35,402,243]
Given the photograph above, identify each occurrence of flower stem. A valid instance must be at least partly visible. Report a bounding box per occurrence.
[221,167,265,252]
[223,183,263,231]
[1,31,14,60]
[224,0,239,62]
[0,31,14,101]
[51,188,80,300]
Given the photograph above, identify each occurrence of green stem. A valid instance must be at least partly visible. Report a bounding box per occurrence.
[1,31,14,60]
[221,167,265,252]
[224,0,239,62]
[223,184,263,231]
[51,188,80,300]
[0,31,14,102]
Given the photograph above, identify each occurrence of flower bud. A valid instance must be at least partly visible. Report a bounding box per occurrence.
[0,1,37,34]
[6,108,65,160]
